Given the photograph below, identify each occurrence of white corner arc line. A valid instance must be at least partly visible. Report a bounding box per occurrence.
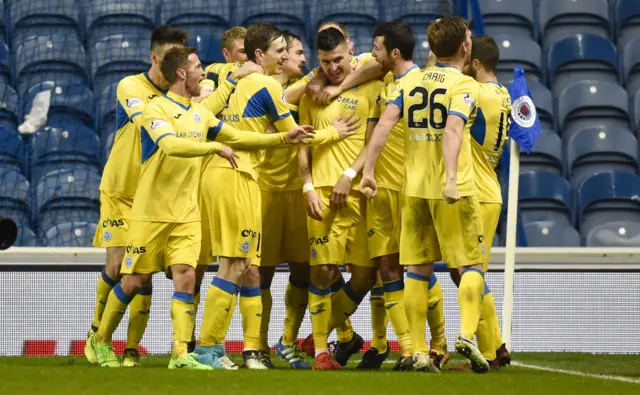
[512,362,640,384]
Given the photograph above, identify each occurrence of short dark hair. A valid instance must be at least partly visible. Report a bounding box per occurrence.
[373,20,415,60]
[471,36,499,74]
[244,23,283,62]
[160,47,197,85]
[318,21,350,38]
[316,27,347,52]
[427,16,469,58]
[150,26,189,52]
[281,30,302,49]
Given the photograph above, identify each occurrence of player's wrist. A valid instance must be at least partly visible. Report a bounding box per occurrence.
[303,182,315,194]
[343,168,357,181]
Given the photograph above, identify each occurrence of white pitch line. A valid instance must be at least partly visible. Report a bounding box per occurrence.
[512,362,640,384]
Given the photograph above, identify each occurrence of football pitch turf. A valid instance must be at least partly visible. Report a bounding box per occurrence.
[1,353,639,395]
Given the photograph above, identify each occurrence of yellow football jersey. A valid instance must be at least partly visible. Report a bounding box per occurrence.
[377,65,420,191]
[300,79,384,189]
[100,72,167,197]
[471,81,512,204]
[388,63,480,199]
[201,61,243,90]
[288,52,375,91]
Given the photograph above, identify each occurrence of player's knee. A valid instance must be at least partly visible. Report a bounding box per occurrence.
[449,268,461,287]
[121,273,149,295]
[171,265,196,293]
[310,265,334,289]
[241,265,260,288]
[289,263,310,288]
[378,255,403,282]
[218,257,251,281]
[259,266,276,289]
[105,246,125,279]
[408,263,434,278]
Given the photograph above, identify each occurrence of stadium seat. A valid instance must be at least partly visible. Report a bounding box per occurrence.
[0,1,5,41]
[585,221,640,247]
[313,1,379,51]
[0,40,10,85]
[237,0,306,37]
[634,90,640,132]
[385,0,452,32]
[0,127,26,174]
[43,221,98,247]
[520,128,563,175]
[414,32,430,67]
[0,83,18,129]
[189,34,224,67]
[0,167,31,228]
[493,35,542,83]
[547,35,619,97]
[97,82,118,132]
[474,0,535,39]
[557,81,630,140]
[10,0,82,45]
[29,125,101,183]
[539,0,611,49]
[577,171,640,240]
[622,37,640,97]
[519,170,571,224]
[160,0,230,38]
[615,0,640,49]
[91,33,151,97]
[567,127,638,190]
[85,0,156,41]
[14,34,88,97]
[524,220,581,247]
[14,223,38,247]
[23,82,95,128]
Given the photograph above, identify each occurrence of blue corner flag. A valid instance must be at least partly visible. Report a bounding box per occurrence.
[507,67,540,153]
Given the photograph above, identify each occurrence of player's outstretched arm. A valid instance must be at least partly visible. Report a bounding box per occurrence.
[209,119,314,148]
[200,62,264,114]
[318,60,384,105]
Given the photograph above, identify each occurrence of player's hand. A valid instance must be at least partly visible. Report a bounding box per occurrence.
[442,179,460,204]
[318,85,343,105]
[360,173,378,198]
[331,113,361,139]
[306,189,325,221]
[307,77,325,102]
[287,125,316,144]
[232,62,264,80]
[191,86,214,103]
[217,145,239,169]
[330,175,352,208]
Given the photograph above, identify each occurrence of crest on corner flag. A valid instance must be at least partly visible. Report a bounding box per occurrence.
[508,67,540,154]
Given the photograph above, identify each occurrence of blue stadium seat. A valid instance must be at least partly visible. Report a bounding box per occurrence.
[585,221,640,247]
[237,0,306,39]
[29,125,101,183]
[0,167,31,228]
[622,37,640,97]
[475,0,535,38]
[567,127,638,190]
[0,40,10,85]
[524,220,581,247]
[313,1,379,50]
[520,128,563,175]
[547,35,619,97]
[189,34,224,67]
[634,89,640,132]
[493,35,542,83]
[0,84,18,129]
[23,82,95,128]
[615,0,640,49]
[558,81,630,140]
[10,0,82,45]
[14,34,88,97]
[85,0,156,41]
[97,82,118,132]
[385,0,452,32]
[160,0,230,37]
[578,171,640,240]
[539,0,611,49]
[14,223,38,246]
[91,33,151,97]
[519,170,571,224]
[0,127,26,174]
[414,32,430,67]
[0,1,5,41]
[43,221,98,247]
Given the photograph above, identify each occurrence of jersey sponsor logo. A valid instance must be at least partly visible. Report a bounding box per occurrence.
[174,113,183,119]
[409,132,443,142]
[194,113,201,123]
[102,219,125,228]
[104,231,112,242]
[309,236,329,245]
[512,95,537,128]
[241,229,258,238]
[221,114,239,123]
[126,98,143,108]
[150,120,169,130]
[126,245,147,254]
[175,131,203,138]
[125,256,133,268]
[337,96,358,111]
[463,93,476,108]
[241,241,251,252]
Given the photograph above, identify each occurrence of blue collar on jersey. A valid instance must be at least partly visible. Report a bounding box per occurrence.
[394,64,419,81]
[485,80,502,87]
[164,91,191,111]
[144,71,168,94]
[435,62,459,70]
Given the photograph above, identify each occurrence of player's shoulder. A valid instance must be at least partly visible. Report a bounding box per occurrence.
[352,52,374,67]
[144,96,167,113]
[117,73,145,91]
[451,74,480,93]
[361,78,385,92]
[251,73,284,91]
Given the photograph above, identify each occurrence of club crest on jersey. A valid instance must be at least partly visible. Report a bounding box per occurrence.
[241,241,251,253]
[125,256,133,268]
[194,113,201,123]
[462,93,476,108]
[512,95,537,128]
[126,98,143,108]
[104,231,112,242]
[150,120,168,130]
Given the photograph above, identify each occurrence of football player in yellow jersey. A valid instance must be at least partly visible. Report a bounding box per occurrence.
[86,26,189,367]
[298,27,384,370]
[362,17,491,373]
[221,26,248,63]
[92,47,313,370]
[195,23,359,370]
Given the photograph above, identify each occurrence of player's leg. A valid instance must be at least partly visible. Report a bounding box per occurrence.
[239,264,266,369]
[122,281,152,367]
[357,270,389,370]
[190,207,214,352]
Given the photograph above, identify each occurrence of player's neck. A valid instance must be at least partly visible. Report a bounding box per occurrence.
[168,85,192,102]
[392,60,416,78]
[476,70,498,85]
[273,72,290,86]
[147,66,168,89]
[434,57,464,71]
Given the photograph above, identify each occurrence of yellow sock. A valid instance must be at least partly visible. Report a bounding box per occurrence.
[331,280,361,342]
[308,284,332,353]
[190,288,201,344]
[96,283,132,344]
[404,273,429,355]
[487,291,504,348]
[259,287,272,352]
[199,277,240,346]
[383,280,412,356]
[370,285,388,352]
[171,292,195,358]
[125,285,152,350]
[458,269,485,339]
[478,284,497,361]
[240,287,262,351]
[282,277,308,346]
[336,319,355,343]
[91,271,117,329]
[427,274,447,353]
